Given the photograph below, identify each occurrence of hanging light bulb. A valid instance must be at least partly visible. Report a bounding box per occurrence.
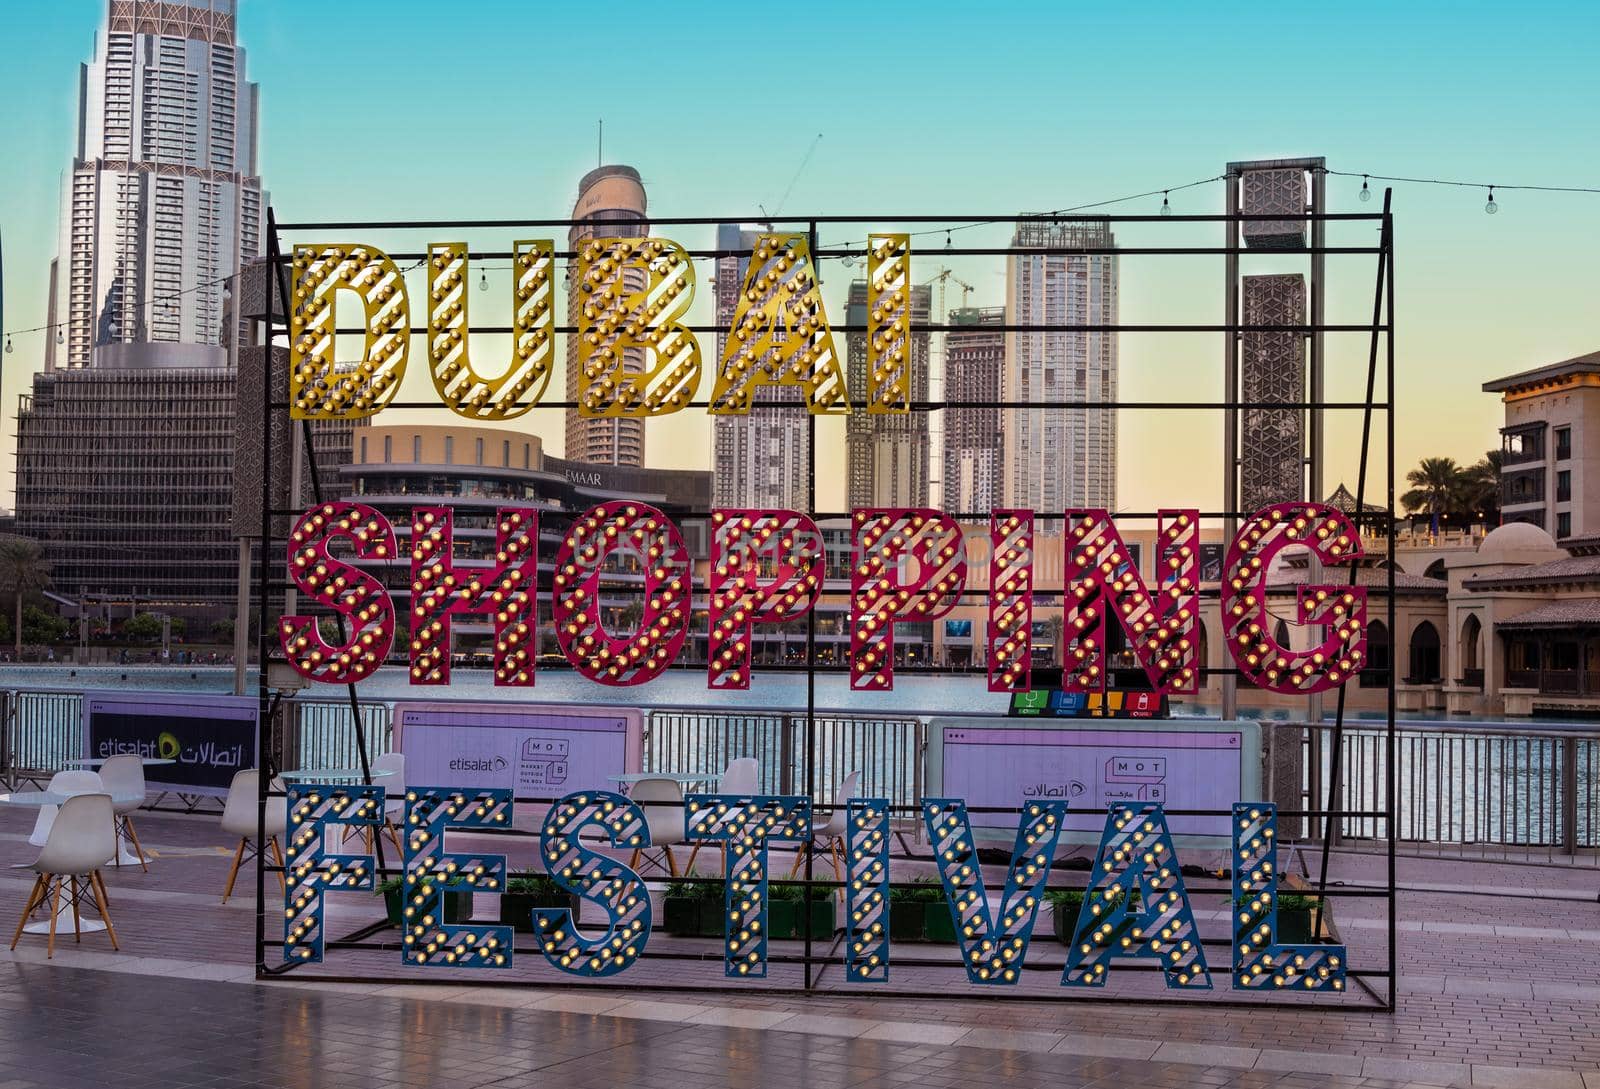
[479,269,488,292]
[1358,176,1371,202]
[56,327,64,345]
[1160,191,1171,216]
[1485,187,1498,215]
[4,336,12,354]
[945,230,952,251]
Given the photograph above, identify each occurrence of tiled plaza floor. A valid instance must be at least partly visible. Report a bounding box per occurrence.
[2,805,1599,1087]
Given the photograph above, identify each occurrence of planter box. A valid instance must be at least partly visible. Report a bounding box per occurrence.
[1052,900,1084,943]
[383,887,472,927]
[770,899,833,940]
[1277,907,1315,945]
[499,893,580,934]
[663,897,724,938]
[923,902,958,944]
[889,901,925,942]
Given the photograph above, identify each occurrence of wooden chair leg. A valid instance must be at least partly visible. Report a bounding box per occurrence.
[11,874,45,950]
[683,844,703,876]
[786,842,809,879]
[664,846,679,878]
[46,878,61,959]
[122,817,149,873]
[828,839,844,885]
[221,838,246,903]
[628,848,642,872]
[90,872,118,951]
[69,877,82,941]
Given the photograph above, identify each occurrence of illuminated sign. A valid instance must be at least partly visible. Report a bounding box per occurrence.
[286,793,1342,993]
[282,501,1366,695]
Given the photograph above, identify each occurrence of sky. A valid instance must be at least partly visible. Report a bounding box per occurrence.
[2,0,1598,516]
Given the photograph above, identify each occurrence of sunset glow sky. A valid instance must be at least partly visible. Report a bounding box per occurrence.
[2,0,1597,514]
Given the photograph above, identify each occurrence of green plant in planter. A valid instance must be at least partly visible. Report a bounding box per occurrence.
[913,876,959,944]
[375,876,473,927]
[663,875,727,937]
[499,870,579,933]
[1047,887,1139,942]
[1236,888,1324,945]
[767,881,835,940]
[888,878,931,941]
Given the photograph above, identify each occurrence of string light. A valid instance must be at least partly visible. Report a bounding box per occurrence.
[4,336,12,354]
[1485,187,1498,215]
[1160,191,1171,216]
[1358,175,1371,202]
[479,268,488,292]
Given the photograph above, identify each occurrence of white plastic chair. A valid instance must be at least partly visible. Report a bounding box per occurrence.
[98,755,149,872]
[627,777,698,877]
[370,751,407,855]
[788,770,860,882]
[219,770,287,903]
[29,770,105,848]
[719,757,759,795]
[10,792,119,958]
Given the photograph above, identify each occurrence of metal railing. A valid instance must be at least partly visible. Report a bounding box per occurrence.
[1305,720,1600,864]
[9,683,1600,867]
[643,710,924,811]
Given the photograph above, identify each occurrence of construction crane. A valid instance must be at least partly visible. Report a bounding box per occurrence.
[922,266,977,323]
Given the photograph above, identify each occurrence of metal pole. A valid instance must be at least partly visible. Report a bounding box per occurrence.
[255,209,280,976]
[1313,188,1392,945]
[1307,164,1327,727]
[1385,200,1398,1011]
[1221,172,1239,721]
[802,219,820,990]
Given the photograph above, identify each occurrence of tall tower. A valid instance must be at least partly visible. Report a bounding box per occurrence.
[941,306,1006,516]
[710,223,811,509]
[51,0,263,370]
[1003,220,1118,511]
[846,281,932,508]
[564,165,648,467]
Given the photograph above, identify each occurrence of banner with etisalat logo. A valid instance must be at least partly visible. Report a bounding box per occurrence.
[392,702,642,801]
[82,691,258,796]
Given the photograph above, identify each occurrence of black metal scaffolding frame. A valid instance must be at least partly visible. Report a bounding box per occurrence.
[251,201,1398,1010]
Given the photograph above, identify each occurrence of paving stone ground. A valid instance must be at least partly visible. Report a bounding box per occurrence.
[2,804,1599,1088]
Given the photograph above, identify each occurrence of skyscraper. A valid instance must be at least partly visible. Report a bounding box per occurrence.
[564,165,648,467]
[941,306,1006,516]
[710,224,812,509]
[50,0,263,370]
[1003,221,1118,511]
[846,281,932,509]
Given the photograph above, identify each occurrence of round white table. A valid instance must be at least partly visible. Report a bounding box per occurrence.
[278,768,399,849]
[608,772,714,785]
[1,790,144,933]
[61,760,176,865]
[279,767,398,784]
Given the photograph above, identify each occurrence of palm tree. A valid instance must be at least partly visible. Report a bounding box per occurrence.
[1457,450,1503,523]
[1401,457,1462,528]
[0,536,53,657]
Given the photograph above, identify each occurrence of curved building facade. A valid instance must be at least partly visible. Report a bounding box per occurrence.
[564,165,649,467]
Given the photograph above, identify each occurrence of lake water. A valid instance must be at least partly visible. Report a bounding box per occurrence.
[0,663,1573,727]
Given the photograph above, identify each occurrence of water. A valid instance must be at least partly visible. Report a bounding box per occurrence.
[1,664,1590,728]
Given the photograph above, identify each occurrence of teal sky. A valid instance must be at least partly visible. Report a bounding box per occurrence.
[2,0,1598,514]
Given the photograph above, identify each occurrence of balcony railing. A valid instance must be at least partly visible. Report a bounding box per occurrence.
[1458,668,1484,690]
[1505,669,1600,696]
